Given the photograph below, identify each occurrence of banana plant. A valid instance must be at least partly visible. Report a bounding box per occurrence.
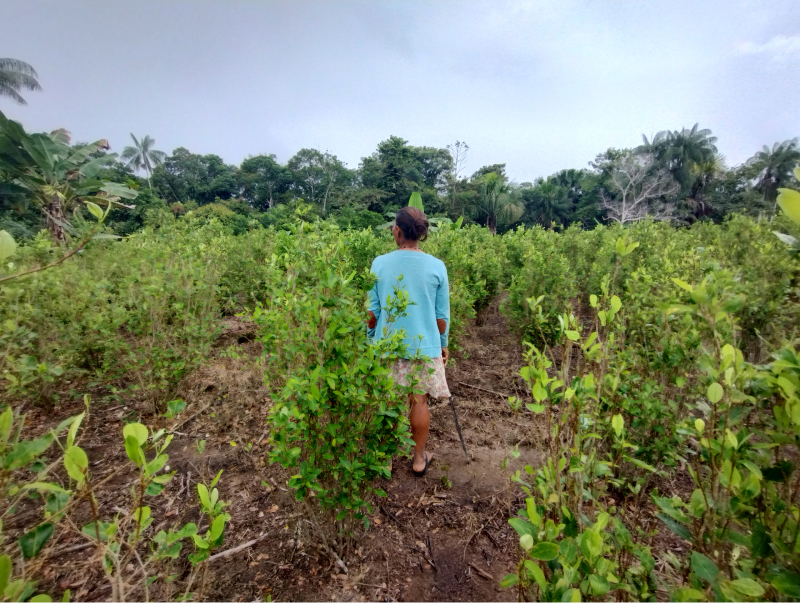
[0,110,137,244]
[770,164,800,253]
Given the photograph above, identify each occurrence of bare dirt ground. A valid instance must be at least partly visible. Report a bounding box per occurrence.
[15,296,550,602]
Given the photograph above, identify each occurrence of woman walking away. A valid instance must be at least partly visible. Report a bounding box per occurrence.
[367,206,450,477]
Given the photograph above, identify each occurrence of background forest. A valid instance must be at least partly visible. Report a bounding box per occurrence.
[2,120,799,240]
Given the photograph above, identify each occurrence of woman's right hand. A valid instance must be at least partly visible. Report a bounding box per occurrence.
[441,347,449,364]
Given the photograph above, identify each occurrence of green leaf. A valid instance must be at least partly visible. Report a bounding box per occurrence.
[174,523,198,539]
[0,407,12,447]
[29,595,53,602]
[152,471,175,484]
[565,330,580,341]
[529,542,559,561]
[531,381,547,402]
[197,484,211,509]
[145,483,164,496]
[526,498,541,526]
[0,554,11,596]
[611,414,624,437]
[145,454,168,477]
[63,446,88,484]
[408,192,424,211]
[85,202,104,221]
[729,578,764,598]
[777,188,800,225]
[561,588,581,602]
[610,295,621,313]
[124,436,144,467]
[499,574,518,588]
[22,482,69,494]
[671,587,705,602]
[192,534,209,549]
[579,529,602,560]
[5,435,54,470]
[559,538,578,563]
[210,469,223,489]
[768,568,800,598]
[672,278,694,292]
[524,560,546,590]
[100,182,138,200]
[588,574,610,596]
[691,551,719,584]
[210,514,226,542]
[508,517,535,537]
[0,230,17,261]
[706,383,723,404]
[19,523,54,558]
[134,506,151,528]
[123,423,148,446]
[520,533,533,551]
[82,521,113,541]
[66,412,84,449]
[656,513,693,541]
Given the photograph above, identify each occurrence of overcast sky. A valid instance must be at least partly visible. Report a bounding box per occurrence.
[2,0,799,182]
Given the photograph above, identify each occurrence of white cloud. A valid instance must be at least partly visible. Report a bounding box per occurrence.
[738,34,800,63]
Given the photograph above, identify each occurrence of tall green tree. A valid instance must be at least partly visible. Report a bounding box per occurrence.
[359,136,452,215]
[747,139,800,210]
[472,171,523,235]
[151,148,237,205]
[640,124,718,194]
[237,154,290,211]
[121,134,166,189]
[521,178,571,227]
[686,153,726,218]
[0,59,41,105]
[287,149,352,215]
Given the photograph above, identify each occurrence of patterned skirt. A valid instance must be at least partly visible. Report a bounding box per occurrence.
[389,356,451,400]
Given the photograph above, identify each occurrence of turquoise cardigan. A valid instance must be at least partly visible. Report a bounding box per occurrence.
[367,250,450,359]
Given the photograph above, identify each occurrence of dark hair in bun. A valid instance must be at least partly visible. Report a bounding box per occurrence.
[395,206,429,242]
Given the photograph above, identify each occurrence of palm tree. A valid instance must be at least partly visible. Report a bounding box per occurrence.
[747,139,800,212]
[121,134,166,188]
[0,59,42,105]
[525,179,571,227]
[687,153,726,217]
[640,124,718,193]
[473,172,524,235]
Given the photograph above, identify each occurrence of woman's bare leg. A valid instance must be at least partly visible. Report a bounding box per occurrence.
[409,393,433,472]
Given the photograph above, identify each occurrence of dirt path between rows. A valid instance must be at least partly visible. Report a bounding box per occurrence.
[19,296,544,602]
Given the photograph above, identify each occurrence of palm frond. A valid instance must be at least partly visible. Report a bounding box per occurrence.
[0,85,26,105]
[0,59,39,78]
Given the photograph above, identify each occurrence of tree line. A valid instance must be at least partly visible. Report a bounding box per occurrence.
[1,58,799,239]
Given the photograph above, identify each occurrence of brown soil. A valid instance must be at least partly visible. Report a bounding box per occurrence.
[16,296,549,602]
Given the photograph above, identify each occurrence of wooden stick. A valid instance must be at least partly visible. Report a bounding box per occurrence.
[449,396,470,461]
[456,381,511,398]
[208,533,269,562]
[468,562,493,581]
[170,401,213,432]
[52,541,94,555]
